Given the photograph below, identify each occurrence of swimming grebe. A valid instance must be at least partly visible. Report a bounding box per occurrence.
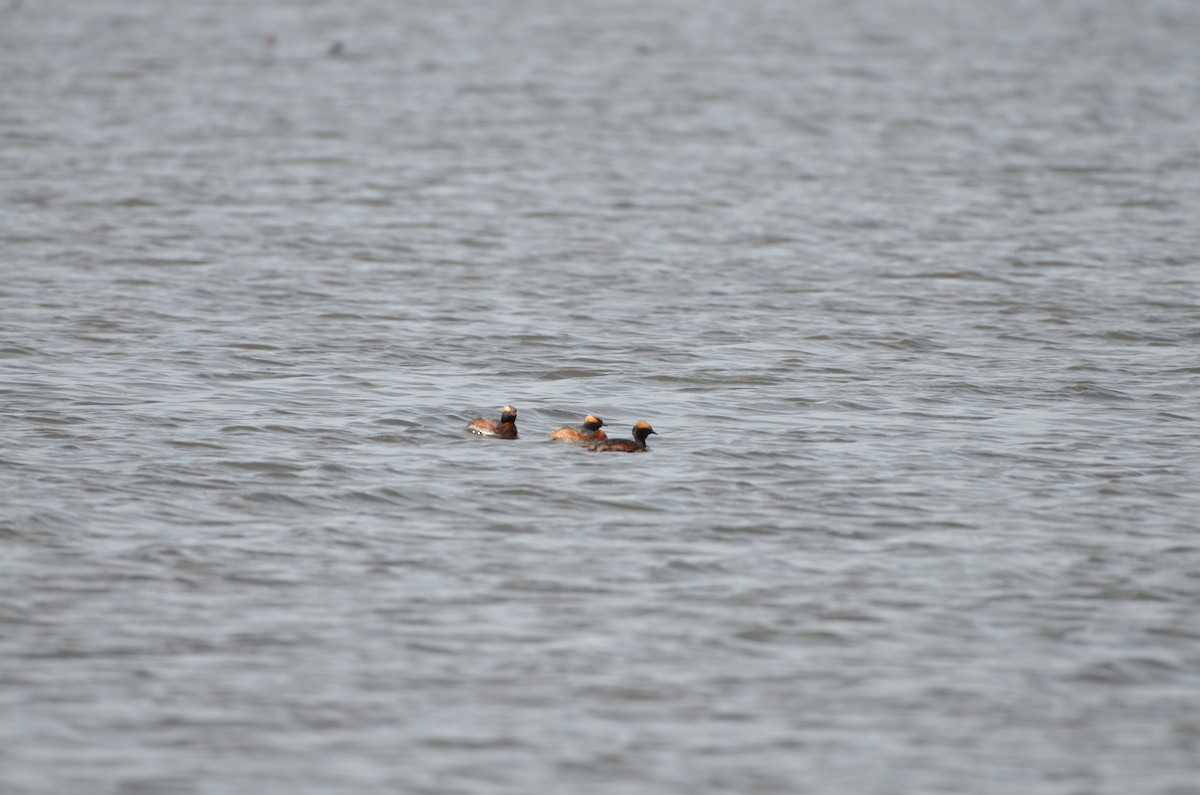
[467,405,518,439]
[588,421,655,452]
[549,414,606,444]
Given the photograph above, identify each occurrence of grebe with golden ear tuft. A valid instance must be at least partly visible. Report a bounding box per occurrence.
[549,414,607,444]
[588,421,655,452]
[467,405,518,439]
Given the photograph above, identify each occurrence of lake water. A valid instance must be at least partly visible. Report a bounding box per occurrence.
[3,1,1200,793]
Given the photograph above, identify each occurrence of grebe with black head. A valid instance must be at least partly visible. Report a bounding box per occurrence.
[588,421,655,452]
[467,405,518,439]
[549,414,606,444]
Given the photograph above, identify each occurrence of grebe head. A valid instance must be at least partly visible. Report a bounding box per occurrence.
[632,421,656,440]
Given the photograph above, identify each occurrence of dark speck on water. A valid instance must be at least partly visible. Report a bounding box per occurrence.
[2,0,1199,793]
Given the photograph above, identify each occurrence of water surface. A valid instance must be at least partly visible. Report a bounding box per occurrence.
[3,1,1200,793]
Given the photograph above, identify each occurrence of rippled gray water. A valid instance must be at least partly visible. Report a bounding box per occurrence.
[4,1,1200,793]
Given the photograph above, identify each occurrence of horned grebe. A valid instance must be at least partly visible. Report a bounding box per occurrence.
[588,421,655,452]
[549,414,606,444]
[467,405,518,439]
